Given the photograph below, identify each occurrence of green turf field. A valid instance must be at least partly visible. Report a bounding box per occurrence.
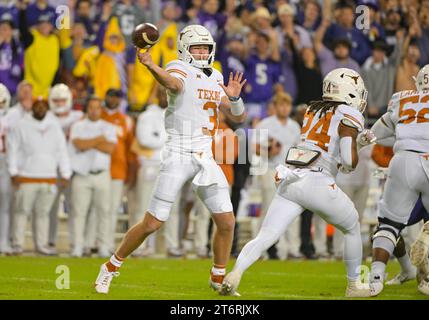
[0,256,426,300]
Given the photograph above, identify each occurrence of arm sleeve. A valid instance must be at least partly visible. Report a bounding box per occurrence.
[371,113,396,146]
[339,136,354,170]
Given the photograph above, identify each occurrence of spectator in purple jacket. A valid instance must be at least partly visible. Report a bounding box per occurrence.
[25,0,56,27]
[357,0,386,44]
[74,0,96,40]
[322,0,372,65]
[197,0,227,59]
[315,18,360,77]
[296,0,321,34]
[0,13,24,96]
[243,32,281,120]
[383,7,405,54]
[0,3,18,27]
[218,35,246,83]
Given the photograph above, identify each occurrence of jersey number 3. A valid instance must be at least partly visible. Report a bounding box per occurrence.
[202,102,218,136]
[301,111,332,152]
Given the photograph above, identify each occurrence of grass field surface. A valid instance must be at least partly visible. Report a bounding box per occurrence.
[0,256,426,300]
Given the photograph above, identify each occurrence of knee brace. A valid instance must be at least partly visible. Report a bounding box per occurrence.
[372,217,405,248]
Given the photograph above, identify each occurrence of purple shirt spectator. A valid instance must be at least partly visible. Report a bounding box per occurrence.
[243,53,281,104]
[0,6,18,27]
[317,46,360,77]
[0,41,24,96]
[278,49,298,103]
[25,2,57,27]
[218,52,245,83]
[323,23,372,65]
[417,28,429,66]
[126,46,137,65]
[197,11,227,60]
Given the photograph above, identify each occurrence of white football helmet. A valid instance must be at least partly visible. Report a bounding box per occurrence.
[0,83,11,116]
[178,25,216,69]
[322,68,368,113]
[49,83,72,114]
[414,64,429,91]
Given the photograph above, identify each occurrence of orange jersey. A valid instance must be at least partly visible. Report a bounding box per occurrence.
[101,109,136,180]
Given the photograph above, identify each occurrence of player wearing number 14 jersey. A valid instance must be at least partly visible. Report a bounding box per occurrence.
[221,68,374,298]
[94,25,247,294]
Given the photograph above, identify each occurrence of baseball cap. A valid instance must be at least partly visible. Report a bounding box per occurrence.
[0,13,14,28]
[277,4,296,16]
[37,14,52,24]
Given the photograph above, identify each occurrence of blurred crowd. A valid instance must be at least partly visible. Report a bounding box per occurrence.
[0,0,428,259]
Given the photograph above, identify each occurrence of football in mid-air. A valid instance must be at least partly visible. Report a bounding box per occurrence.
[132,23,160,49]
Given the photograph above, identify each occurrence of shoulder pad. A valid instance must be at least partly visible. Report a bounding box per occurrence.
[340,118,360,130]
[338,105,364,132]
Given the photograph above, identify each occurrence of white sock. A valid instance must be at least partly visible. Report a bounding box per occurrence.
[398,254,414,274]
[109,254,124,268]
[211,266,226,276]
[343,223,363,281]
[371,261,386,282]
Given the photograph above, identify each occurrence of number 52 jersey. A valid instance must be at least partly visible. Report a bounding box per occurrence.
[164,59,227,153]
[385,89,429,153]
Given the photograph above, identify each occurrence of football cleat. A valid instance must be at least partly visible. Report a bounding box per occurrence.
[94,263,120,294]
[219,271,242,297]
[386,269,416,285]
[345,281,371,298]
[209,272,224,292]
[417,279,429,295]
[416,258,429,284]
[369,278,384,297]
[410,221,429,267]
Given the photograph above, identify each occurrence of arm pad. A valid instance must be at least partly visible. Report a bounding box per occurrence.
[339,136,355,171]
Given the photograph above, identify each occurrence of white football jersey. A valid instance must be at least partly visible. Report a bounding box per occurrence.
[164,59,227,153]
[299,104,365,175]
[385,89,429,153]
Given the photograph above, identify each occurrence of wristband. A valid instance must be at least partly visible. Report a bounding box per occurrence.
[230,97,245,116]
